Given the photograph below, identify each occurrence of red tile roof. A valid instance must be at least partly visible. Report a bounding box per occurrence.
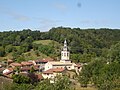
[7,59,13,63]
[10,63,22,67]
[33,66,39,70]
[34,59,48,63]
[36,74,43,80]
[21,67,31,71]
[34,58,53,63]
[21,61,33,66]
[43,68,65,74]
[20,66,39,71]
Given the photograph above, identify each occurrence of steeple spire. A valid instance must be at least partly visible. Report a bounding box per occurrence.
[64,39,67,47]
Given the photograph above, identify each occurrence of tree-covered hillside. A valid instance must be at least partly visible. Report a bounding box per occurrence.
[0,27,120,63]
[0,27,120,90]
[49,27,120,63]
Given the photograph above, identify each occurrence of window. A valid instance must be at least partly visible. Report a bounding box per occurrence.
[67,53,69,56]
[64,53,66,56]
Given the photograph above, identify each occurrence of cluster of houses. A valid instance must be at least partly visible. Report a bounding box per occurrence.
[1,40,82,82]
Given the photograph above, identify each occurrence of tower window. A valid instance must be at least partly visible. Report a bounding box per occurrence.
[67,53,69,56]
[64,53,66,56]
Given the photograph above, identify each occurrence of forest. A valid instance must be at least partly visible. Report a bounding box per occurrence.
[0,27,120,90]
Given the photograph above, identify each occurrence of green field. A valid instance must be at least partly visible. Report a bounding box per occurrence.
[33,40,61,46]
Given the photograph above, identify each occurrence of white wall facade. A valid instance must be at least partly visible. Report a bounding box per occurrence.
[44,62,53,71]
[61,51,70,60]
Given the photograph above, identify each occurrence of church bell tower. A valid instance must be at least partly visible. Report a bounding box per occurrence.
[60,39,71,63]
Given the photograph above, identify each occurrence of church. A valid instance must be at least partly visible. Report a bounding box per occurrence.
[44,39,77,71]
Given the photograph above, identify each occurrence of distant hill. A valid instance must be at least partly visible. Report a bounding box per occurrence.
[0,27,120,63]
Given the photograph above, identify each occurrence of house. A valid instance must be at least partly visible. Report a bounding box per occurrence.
[9,62,22,68]
[42,68,65,79]
[20,65,39,73]
[3,68,13,78]
[20,67,31,73]
[21,61,33,67]
[32,57,53,66]
[7,59,13,65]
[32,58,53,71]
[33,59,48,66]
[44,61,76,71]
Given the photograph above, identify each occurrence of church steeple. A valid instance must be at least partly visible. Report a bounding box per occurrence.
[64,39,67,47]
[63,39,68,51]
[60,39,71,63]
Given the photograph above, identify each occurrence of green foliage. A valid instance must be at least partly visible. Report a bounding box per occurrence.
[71,54,81,63]
[11,83,34,90]
[12,74,31,84]
[30,66,35,73]
[97,63,120,90]
[1,27,120,90]
[0,27,120,63]
[108,42,120,63]
[79,60,120,90]
[54,76,71,90]
[35,76,72,90]
[35,79,53,90]
[38,44,55,56]
[0,46,5,57]
[5,44,13,53]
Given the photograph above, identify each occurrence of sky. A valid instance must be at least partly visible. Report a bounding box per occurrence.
[0,0,120,32]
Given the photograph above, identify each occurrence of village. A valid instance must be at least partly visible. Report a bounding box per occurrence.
[0,40,82,83]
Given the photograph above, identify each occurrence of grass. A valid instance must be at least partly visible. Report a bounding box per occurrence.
[23,49,48,61]
[33,40,61,46]
[33,40,53,45]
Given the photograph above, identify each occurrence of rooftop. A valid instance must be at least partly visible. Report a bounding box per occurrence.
[43,68,65,74]
[48,61,72,66]
[21,61,33,66]
[10,63,22,67]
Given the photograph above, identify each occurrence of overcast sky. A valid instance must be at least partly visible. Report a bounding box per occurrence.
[0,0,120,31]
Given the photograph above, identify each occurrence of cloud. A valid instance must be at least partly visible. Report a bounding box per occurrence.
[0,6,30,22]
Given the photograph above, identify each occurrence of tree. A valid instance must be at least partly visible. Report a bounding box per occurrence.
[12,74,31,84]
[35,76,72,90]
[35,79,53,90]
[38,44,55,56]
[108,42,120,63]
[54,76,71,90]
[5,44,13,53]
[11,83,34,90]
[0,46,5,57]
